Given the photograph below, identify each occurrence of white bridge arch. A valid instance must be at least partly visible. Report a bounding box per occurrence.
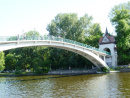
[0,36,111,70]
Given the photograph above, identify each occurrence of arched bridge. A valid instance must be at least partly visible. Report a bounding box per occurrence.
[0,35,111,70]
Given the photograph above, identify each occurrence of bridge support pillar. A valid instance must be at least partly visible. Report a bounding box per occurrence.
[103,56,106,62]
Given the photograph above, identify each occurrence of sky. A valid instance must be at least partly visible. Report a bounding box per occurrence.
[0,0,129,36]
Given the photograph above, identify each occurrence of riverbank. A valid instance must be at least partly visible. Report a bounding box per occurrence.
[119,68,130,72]
[0,69,97,77]
[0,72,44,77]
[0,69,129,77]
[48,69,97,75]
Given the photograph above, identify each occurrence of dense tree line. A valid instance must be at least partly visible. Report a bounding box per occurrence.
[46,13,102,69]
[0,13,102,74]
[109,1,130,65]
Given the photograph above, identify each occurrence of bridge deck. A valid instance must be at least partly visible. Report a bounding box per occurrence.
[0,35,110,56]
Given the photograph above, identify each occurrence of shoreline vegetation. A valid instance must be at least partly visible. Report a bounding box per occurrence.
[1,68,130,77]
[0,69,100,77]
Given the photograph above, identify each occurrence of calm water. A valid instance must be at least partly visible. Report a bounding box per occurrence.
[0,73,130,98]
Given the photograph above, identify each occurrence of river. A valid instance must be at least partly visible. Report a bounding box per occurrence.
[0,72,130,98]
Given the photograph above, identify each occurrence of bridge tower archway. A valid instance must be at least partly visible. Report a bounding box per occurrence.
[104,48,111,54]
[99,28,117,68]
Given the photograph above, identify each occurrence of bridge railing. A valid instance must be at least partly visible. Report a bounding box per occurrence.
[0,35,111,55]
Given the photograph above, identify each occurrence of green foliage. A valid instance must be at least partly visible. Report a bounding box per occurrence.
[0,52,5,71]
[46,13,103,70]
[15,67,22,75]
[25,30,40,40]
[84,23,102,48]
[34,66,43,74]
[32,58,50,74]
[88,23,103,36]
[128,66,130,68]
[47,13,94,42]
[116,67,120,70]
[101,67,109,72]
[7,41,50,74]
[5,53,16,72]
[84,35,102,48]
[109,2,130,64]
[30,68,33,72]
[8,36,17,41]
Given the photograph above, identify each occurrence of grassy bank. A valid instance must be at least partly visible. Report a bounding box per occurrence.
[0,72,48,77]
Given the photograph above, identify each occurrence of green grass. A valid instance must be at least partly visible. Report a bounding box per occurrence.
[0,73,11,75]
[0,72,42,76]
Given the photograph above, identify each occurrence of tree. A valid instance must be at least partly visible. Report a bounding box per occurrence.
[88,23,102,36]
[5,53,16,72]
[9,41,50,74]
[109,2,130,64]
[25,30,40,40]
[85,23,103,48]
[0,51,5,71]
[9,31,42,72]
[46,13,103,69]
[46,13,93,43]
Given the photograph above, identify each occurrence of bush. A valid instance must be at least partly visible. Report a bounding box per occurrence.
[42,67,50,73]
[116,67,120,70]
[101,67,109,72]
[15,67,22,75]
[34,66,50,74]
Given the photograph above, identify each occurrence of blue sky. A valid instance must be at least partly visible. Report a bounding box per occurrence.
[0,0,129,36]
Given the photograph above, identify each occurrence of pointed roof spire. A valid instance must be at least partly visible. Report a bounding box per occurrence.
[105,27,109,35]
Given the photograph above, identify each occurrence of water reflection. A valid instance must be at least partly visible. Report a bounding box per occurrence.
[117,73,130,97]
[83,73,122,97]
[0,73,130,97]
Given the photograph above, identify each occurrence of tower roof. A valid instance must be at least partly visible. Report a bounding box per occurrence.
[99,28,116,44]
[105,27,109,36]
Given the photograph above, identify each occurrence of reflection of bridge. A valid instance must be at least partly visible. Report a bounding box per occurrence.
[0,35,111,70]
